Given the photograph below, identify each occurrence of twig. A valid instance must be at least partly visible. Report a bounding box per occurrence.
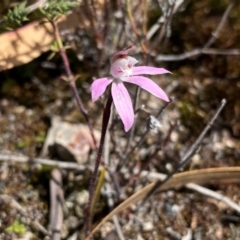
[186,183,240,213]
[82,0,101,57]
[112,215,125,240]
[103,110,125,239]
[148,1,175,53]
[118,99,171,172]
[156,0,236,62]
[142,0,149,37]
[51,21,97,149]
[0,153,85,170]
[142,99,227,203]
[156,48,240,61]
[142,170,240,214]
[103,182,125,240]
[128,121,175,189]
[138,122,175,175]
[50,169,64,240]
[203,0,236,49]
[125,0,147,53]
[123,87,141,157]
[147,0,188,41]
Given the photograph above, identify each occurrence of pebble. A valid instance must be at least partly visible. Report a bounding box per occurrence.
[142,221,154,232]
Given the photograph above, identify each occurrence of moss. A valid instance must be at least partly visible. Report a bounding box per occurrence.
[5,220,27,234]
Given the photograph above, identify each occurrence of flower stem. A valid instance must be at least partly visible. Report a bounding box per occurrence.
[85,91,113,235]
[51,21,97,148]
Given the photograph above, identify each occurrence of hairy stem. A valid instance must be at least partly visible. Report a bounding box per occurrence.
[52,21,97,148]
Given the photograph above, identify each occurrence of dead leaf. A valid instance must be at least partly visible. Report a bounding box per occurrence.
[86,167,240,239]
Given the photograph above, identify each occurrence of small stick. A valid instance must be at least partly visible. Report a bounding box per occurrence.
[51,21,98,149]
[103,111,125,239]
[148,1,175,53]
[142,170,240,214]
[156,48,240,61]
[118,99,171,171]
[142,99,227,204]
[203,0,236,49]
[50,169,64,240]
[0,153,85,170]
[156,0,236,62]
[125,0,147,54]
[123,87,141,156]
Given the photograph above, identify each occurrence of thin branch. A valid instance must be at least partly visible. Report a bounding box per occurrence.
[82,0,101,52]
[0,153,85,170]
[112,215,125,240]
[156,0,236,62]
[118,99,172,172]
[50,169,64,240]
[186,183,240,213]
[123,87,141,157]
[51,21,98,149]
[103,182,125,240]
[147,0,183,42]
[125,0,147,53]
[142,99,227,203]
[202,48,240,55]
[149,1,175,53]
[142,0,149,37]
[142,171,240,214]
[156,48,240,61]
[203,0,236,49]
[103,112,125,239]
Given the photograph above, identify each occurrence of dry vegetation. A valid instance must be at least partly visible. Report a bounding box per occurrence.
[0,0,240,239]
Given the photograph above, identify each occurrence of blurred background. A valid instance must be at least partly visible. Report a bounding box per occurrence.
[0,0,240,239]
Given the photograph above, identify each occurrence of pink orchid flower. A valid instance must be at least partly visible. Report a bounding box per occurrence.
[91,46,170,132]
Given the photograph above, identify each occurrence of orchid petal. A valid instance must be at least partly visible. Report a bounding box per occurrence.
[111,81,134,132]
[133,66,171,76]
[91,78,112,102]
[126,76,170,102]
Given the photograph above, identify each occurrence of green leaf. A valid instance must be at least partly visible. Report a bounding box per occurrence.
[35,131,46,143]
[5,220,27,234]
[3,1,29,29]
[40,0,80,21]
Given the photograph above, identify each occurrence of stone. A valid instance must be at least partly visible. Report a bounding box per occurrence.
[40,116,100,164]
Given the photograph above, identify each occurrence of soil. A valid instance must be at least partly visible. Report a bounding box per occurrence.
[0,0,240,239]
